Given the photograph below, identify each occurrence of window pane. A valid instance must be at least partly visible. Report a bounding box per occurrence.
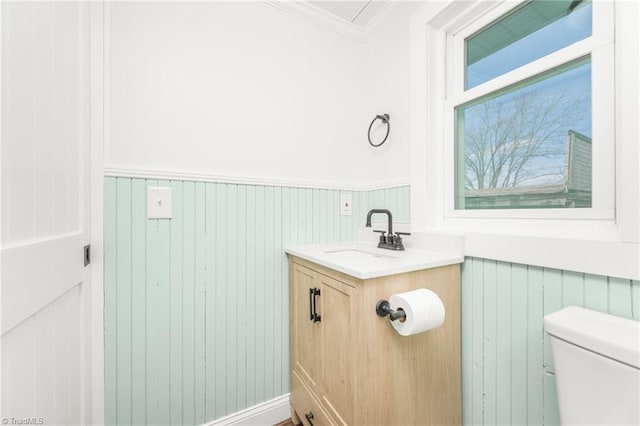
[455,58,591,210]
[466,0,592,89]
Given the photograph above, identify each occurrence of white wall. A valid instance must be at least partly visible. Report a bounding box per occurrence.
[360,4,418,185]
[109,1,398,186]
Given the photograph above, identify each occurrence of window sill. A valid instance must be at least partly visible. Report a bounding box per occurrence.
[438,227,639,280]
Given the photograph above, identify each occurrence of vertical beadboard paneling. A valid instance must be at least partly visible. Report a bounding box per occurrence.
[356,186,411,224]
[115,178,132,425]
[584,274,608,313]
[609,277,634,318]
[131,180,147,426]
[144,178,160,426]
[207,182,224,419]
[169,180,184,426]
[104,178,118,425]
[264,185,275,399]
[527,266,544,426]
[311,189,319,243]
[204,182,216,420]
[227,184,239,414]
[236,185,248,407]
[318,189,327,243]
[254,185,266,403]
[273,186,284,397]
[281,186,292,395]
[495,261,512,426]
[244,184,257,408]
[471,258,484,426]
[104,181,411,424]
[304,189,313,243]
[562,271,584,308]
[482,260,497,425]
[328,191,338,243]
[194,181,207,425]
[158,179,173,424]
[181,181,196,426]
[460,258,640,426]
[510,263,528,426]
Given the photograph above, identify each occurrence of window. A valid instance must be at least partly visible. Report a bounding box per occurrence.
[411,0,639,279]
[455,58,592,209]
[446,0,613,213]
[465,1,592,89]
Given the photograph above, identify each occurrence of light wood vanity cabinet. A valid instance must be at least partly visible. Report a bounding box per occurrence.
[290,262,355,425]
[289,255,461,426]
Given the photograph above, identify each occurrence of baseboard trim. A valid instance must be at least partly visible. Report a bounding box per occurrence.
[104,165,410,191]
[205,394,291,426]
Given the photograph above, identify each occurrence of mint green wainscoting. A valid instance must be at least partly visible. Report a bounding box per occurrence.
[461,257,640,426]
[103,177,409,425]
[106,178,639,426]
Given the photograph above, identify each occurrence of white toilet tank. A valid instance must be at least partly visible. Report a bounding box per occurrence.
[544,306,640,426]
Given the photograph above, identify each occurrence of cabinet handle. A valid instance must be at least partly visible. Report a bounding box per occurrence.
[308,287,321,322]
[305,411,315,425]
[311,287,321,323]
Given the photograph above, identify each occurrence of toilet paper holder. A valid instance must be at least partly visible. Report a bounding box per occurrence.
[376,300,406,322]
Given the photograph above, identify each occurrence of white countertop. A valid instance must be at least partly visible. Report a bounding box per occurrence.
[285,241,463,280]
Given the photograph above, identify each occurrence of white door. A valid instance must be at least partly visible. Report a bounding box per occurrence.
[0,2,92,425]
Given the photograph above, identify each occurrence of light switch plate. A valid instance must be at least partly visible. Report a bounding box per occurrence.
[340,193,352,216]
[147,187,172,219]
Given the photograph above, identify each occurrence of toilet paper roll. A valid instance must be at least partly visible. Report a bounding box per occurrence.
[388,288,445,336]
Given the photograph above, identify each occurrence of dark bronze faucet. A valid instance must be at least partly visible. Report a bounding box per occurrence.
[365,209,410,251]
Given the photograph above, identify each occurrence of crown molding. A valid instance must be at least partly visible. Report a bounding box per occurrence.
[103,165,410,192]
[264,0,363,41]
[263,0,407,43]
[361,1,408,40]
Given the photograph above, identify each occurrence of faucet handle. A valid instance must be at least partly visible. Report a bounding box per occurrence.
[373,230,386,244]
[392,232,410,251]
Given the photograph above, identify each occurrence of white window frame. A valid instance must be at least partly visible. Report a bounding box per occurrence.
[446,1,614,221]
[410,0,640,279]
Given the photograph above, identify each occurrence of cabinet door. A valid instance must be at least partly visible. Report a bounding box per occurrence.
[292,264,321,391]
[318,275,354,425]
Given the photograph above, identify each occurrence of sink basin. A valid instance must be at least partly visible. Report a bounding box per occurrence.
[322,248,398,260]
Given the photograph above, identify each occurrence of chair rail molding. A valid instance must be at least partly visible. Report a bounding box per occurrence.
[104,165,411,192]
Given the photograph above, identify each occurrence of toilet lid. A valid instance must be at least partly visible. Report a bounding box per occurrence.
[544,306,640,369]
